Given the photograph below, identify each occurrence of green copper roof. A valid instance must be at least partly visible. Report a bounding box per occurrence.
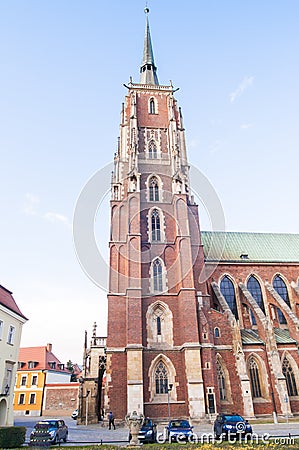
[241,329,264,345]
[201,231,299,263]
[274,328,297,344]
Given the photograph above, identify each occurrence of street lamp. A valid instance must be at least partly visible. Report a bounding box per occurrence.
[167,383,173,421]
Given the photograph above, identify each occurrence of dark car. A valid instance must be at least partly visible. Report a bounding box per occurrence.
[166,419,194,442]
[139,418,157,443]
[213,414,252,439]
[29,419,68,446]
[128,418,157,444]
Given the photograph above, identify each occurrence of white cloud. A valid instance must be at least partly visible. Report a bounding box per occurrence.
[240,123,253,130]
[23,193,40,216]
[44,212,72,229]
[230,76,254,103]
[23,193,71,229]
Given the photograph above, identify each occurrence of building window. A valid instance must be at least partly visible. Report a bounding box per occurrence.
[157,316,161,335]
[282,357,298,397]
[273,275,291,307]
[48,361,56,369]
[153,259,163,292]
[151,209,161,241]
[216,360,226,401]
[248,357,262,398]
[149,98,155,114]
[155,361,168,394]
[148,140,157,159]
[7,325,15,344]
[149,177,159,202]
[214,327,220,338]
[28,361,38,369]
[31,375,38,386]
[29,393,36,405]
[247,276,265,313]
[220,276,238,319]
[0,320,3,339]
[21,376,27,386]
[2,362,13,395]
[19,393,25,405]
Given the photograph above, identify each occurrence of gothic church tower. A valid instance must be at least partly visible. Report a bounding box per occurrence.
[106,9,207,420]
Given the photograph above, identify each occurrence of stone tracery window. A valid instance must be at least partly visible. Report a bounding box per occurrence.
[151,209,161,241]
[155,361,168,394]
[216,360,226,401]
[149,176,159,202]
[220,276,238,319]
[153,259,163,292]
[148,140,157,159]
[282,357,298,397]
[248,356,262,398]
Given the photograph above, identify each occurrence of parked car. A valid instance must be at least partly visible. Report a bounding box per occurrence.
[128,418,157,444]
[213,414,252,439]
[29,419,68,446]
[165,419,194,442]
[71,408,79,420]
[138,418,157,443]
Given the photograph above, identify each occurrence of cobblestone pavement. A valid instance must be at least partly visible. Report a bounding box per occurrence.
[14,415,299,446]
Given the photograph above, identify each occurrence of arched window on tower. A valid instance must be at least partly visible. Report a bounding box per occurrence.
[153,259,163,292]
[273,275,290,324]
[247,276,265,313]
[149,177,159,202]
[151,209,161,241]
[248,356,262,398]
[157,316,161,335]
[282,357,298,397]
[149,98,155,114]
[216,360,226,401]
[220,276,238,319]
[148,140,157,159]
[155,361,168,394]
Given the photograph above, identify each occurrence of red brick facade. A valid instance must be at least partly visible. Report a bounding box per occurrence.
[104,15,299,422]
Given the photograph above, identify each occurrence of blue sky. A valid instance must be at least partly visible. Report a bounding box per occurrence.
[0,0,298,363]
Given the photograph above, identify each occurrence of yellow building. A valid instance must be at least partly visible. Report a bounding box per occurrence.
[14,343,71,416]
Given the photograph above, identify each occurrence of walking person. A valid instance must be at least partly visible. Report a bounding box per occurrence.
[108,411,115,430]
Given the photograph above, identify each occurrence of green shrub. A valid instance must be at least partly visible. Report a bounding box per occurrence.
[0,426,26,448]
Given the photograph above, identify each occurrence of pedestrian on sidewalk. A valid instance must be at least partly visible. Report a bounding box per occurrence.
[108,411,115,430]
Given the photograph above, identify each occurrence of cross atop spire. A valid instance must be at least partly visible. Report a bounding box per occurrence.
[140,8,159,85]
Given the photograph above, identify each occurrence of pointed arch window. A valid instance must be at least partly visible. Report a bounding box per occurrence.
[149,98,155,114]
[248,357,262,398]
[247,276,265,313]
[151,209,161,241]
[153,259,163,292]
[273,275,290,306]
[216,360,226,401]
[157,316,161,335]
[282,357,298,397]
[220,276,238,319]
[149,177,159,202]
[155,361,168,394]
[148,140,157,159]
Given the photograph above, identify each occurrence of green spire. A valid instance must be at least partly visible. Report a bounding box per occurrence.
[140,8,159,85]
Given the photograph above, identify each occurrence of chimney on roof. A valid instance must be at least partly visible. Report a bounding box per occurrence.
[46,343,52,353]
